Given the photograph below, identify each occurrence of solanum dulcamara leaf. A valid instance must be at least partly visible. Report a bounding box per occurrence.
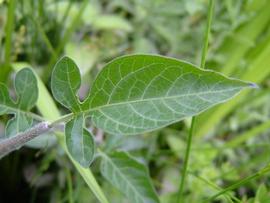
[0,68,38,137]
[51,54,255,202]
[51,54,255,161]
[51,56,95,168]
[82,54,254,135]
[100,151,160,203]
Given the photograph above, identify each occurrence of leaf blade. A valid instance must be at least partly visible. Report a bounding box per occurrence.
[0,68,39,137]
[83,54,252,135]
[100,151,159,203]
[15,68,38,110]
[0,83,15,115]
[65,114,95,167]
[5,113,33,138]
[51,56,82,112]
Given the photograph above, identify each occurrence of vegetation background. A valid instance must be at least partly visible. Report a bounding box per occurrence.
[0,0,270,202]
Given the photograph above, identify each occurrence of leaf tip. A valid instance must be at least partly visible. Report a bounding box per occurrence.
[60,55,70,61]
[248,82,259,89]
[58,55,75,64]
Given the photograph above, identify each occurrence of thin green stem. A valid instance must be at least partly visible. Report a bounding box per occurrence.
[177,117,196,202]
[190,172,240,203]
[176,1,214,202]
[33,18,57,58]
[49,113,73,127]
[204,164,270,202]
[61,0,74,26]
[66,168,74,203]
[200,0,215,69]
[4,0,16,63]
[1,0,16,82]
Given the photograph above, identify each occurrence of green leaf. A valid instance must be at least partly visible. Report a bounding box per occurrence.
[100,151,159,203]
[0,83,15,115]
[51,56,82,112]
[51,55,253,167]
[83,54,253,135]
[254,184,270,203]
[15,68,38,110]
[0,68,38,137]
[5,113,33,137]
[65,114,95,167]
[51,56,96,167]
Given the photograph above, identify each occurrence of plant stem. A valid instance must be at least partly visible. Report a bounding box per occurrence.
[200,0,214,69]
[66,168,74,203]
[0,110,73,159]
[33,18,57,58]
[50,113,73,126]
[1,0,16,82]
[0,122,50,159]
[176,1,214,202]
[5,0,16,63]
[0,110,74,158]
[177,117,196,202]
[61,0,74,26]
[204,164,270,202]
[190,172,240,203]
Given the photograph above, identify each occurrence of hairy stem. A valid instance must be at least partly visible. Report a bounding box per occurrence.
[0,111,74,159]
[0,122,51,159]
[177,0,214,202]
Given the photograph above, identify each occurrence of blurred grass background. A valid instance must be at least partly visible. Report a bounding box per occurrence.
[0,0,270,202]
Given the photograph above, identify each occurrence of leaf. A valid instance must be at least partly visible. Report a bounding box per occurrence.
[0,83,15,115]
[51,56,95,167]
[100,151,159,203]
[15,68,38,110]
[254,184,270,203]
[51,55,254,166]
[51,56,82,112]
[66,41,98,75]
[5,113,33,137]
[65,114,95,167]
[0,68,38,137]
[83,54,254,135]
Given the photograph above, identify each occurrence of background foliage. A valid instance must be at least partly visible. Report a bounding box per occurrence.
[0,0,270,202]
